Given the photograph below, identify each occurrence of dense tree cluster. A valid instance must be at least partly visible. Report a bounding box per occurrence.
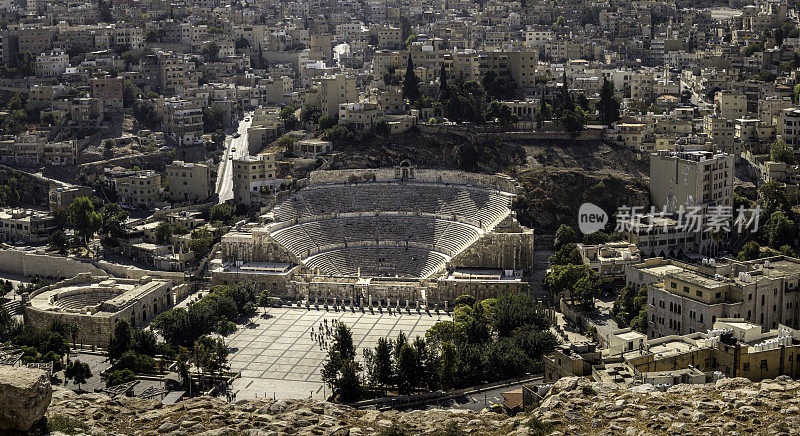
[152,283,257,347]
[323,293,559,403]
[611,285,648,333]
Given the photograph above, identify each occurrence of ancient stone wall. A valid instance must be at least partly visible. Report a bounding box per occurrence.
[433,278,529,303]
[448,228,534,273]
[0,250,106,278]
[307,168,517,193]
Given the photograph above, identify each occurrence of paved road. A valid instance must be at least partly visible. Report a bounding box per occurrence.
[216,113,253,203]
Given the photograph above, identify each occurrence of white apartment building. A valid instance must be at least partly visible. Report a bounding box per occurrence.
[35,50,69,77]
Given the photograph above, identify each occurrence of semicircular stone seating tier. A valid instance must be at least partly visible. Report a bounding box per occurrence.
[270,182,513,278]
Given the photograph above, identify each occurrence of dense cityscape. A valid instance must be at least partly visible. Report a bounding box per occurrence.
[1,0,800,434]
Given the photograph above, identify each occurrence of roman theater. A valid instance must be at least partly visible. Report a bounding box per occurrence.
[212,163,534,306]
[23,273,188,346]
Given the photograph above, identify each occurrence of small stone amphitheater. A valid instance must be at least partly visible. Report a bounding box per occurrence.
[267,169,515,278]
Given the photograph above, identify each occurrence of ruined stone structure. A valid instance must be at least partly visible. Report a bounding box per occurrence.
[24,273,188,346]
[213,164,534,305]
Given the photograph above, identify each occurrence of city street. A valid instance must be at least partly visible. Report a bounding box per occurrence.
[215,113,253,203]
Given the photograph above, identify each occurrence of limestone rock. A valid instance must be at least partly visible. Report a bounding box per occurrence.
[0,366,52,431]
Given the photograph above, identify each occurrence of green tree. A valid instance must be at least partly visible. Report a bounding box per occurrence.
[738,241,763,261]
[439,341,458,390]
[548,242,583,266]
[554,224,578,250]
[49,230,70,253]
[780,244,796,257]
[371,337,393,390]
[155,221,173,245]
[189,228,214,258]
[611,284,648,333]
[65,360,92,390]
[100,203,129,242]
[544,264,600,309]
[395,342,418,394]
[493,292,550,337]
[770,139,795,165]
[203,104,225,133]
[485,101,518,127]
[107,319,132,362]
[322,323,362,402]
[402,54,420,102]
[202,43,220,62]
[68,197,103,247]
[598,78,621,126]
[439,64,449,99]
[106,369,136,387]
[769,210,795,249]
[131,329,158,357]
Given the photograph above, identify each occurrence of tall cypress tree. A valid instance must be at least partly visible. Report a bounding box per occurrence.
[402,54,420,102]
[598,78,621,126]
[439,64,449,99]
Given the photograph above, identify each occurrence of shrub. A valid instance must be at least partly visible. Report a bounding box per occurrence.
[106,369,136,387]
[47,414,89,435]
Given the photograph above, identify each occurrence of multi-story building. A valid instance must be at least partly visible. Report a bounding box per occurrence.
[232,152,280,205]
[338,102,380,130]
[35,50,69,77]
[159,98,203,147]
[112,24,143,50]
[627,256,800,339]
[546,318,800,384]
[246,107,285,155]
[577,242,641,288]
[165,161,214,203]
[157,51,196,96]
[16,25,54,57]
[69,97,103,126]
[702,115,736,156]
[0,131,77,166]
[114,170,162,209]
[649,150,734,212]
[90,77,124,114]
[0,208,56,244]
[307,74,358,117]
[479,50,538,90]
[781,107,800,152]
[49,186,93,210]
[715,91,748,121]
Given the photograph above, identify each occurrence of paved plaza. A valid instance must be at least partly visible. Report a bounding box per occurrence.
[228,306,452,400]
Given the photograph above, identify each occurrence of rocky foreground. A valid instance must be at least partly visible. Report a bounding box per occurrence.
[14,375,800,435]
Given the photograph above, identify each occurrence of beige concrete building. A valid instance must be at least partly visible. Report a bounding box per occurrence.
[649,150,734,212]
[714,91,748,121]
[781,107,800,152]
[338,102,380,130]
[232,152,280,205]
[49,186,93,210]
[246,108,285,155]
[35,50,69,77]
[308,74,359,117]
[547,318,800,384]
[577,242,641,288]
[0,208,56,244]
[114,170,162,209]
[627,256,800,339]
[479,50,538,90]
[159,98,203,147]
[165,161,214,203]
